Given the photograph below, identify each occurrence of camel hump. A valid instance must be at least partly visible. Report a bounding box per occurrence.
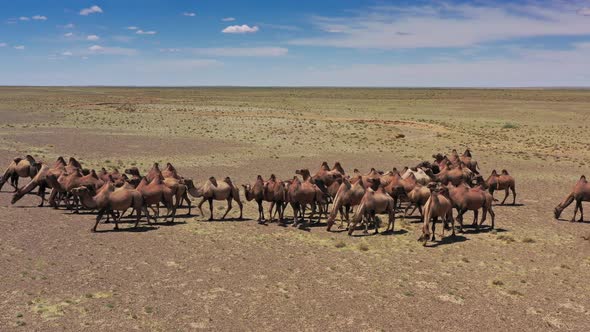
[57,156,66,163]
[501,169,509,175]
[25,155,36,163]
[269,174,276,181]
[320,161,330,170]
[91,169,98,179]
[108,174,115,183]
[580,175,586,181]
[13,157,23,164]
[224,176,232,184]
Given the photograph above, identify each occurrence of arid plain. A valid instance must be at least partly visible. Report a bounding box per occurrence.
[1,87,589,331]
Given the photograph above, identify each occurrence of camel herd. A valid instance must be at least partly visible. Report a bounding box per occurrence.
[0,148,584,244]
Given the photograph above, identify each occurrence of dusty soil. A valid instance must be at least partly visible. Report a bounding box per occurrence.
[0,87,589,331]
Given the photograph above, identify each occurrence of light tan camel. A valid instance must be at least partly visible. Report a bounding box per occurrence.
[348,186,395,235]
[192,176,243,221]
[418,185,455,245]
[0,155,41,192]
[486,169,516,205]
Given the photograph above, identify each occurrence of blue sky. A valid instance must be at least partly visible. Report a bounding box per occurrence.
[1,0,590,86]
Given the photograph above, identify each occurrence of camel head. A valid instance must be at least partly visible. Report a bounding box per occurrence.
[11,190,24,205]
[554,206,563,219]
[295,169,311,179]
[241,184,254,201]
[125,167,141,177]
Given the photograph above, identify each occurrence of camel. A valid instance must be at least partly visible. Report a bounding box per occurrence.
[124,167,143,187]
[135,176,177,222]
[51,169,104,212]
[162,162,181,180]
[554,175,590,222]
[448,183,495,231]
[401,167,433,185]
[313,161,344,187]
[435,162,473,186]
[0,155,41,192]
[404,184,431,220]
[146,163,162,182]
[486,169,516,205]
[379,168,401,187]
[263,174,287,223]
[71,183,149,232]
[243,175,267,223]
[326,175,366,231]
[348,186,395,235]
[126,166,191,215]
[460,149,480,174]
[383,171,417,205]
[98,168,126,187]
[352,168,382,189]
[192,176,243,221]
[288,169,325,227]
[418,185,455,245]
[11,157,68,207]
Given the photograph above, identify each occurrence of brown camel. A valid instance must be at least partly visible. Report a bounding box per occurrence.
[11,157,68,207]
[460,149,480,174]
[0,155,41,192]
[313,161,343,187]
[326,175,366,231]
[242,175,267,223]
[72,183,149,232]
[352,168,382,189]
[404,184,431,220]
[348,186,395,235]
[263,174,287,223]
[135,176,177,222]
[448,183,495,231]
[288,169,325,227]
[418,185,455,245]
[486,169,516,205]
[554,175,590,222]
[192,176,243,221]
[436,162,473,186]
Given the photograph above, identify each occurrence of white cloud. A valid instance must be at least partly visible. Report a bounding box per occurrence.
[64,32,74,37]
[87,45,137,56]
[136,30,157,35]
[32,15,47,21]
[19,17,30,21]
[222,24,259,34]
[64,23,75,29]
[222,17,236,22]
[183,12,196,17]
[80,5,103,16]
[191,47,288,57]
[14,45,25,50]
[87,35,100,41]
[126,26,138,30]
[290,3,590,49]
[0,43,7,47]
[62,51,73,56]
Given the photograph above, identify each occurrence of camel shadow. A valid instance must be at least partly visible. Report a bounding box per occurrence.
[93,226,158,233]
[203,217,251,222]
[380,229,409,236]
[424,234,468,247]
[493,203,524,207]
[149,220,187,226]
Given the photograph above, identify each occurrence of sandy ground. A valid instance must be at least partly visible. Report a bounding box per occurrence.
[0,87,589,331]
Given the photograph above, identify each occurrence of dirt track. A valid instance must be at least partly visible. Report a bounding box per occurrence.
[1,87,589,331]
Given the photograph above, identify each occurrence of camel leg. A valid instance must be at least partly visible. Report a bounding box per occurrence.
[235,196,243,220]
[142,205,152,225]
[501,188,509,205]
[182,192,192,215]
[268,201,275,223]
[431,217,437,242]
[388,210,395,233]
[208,198,214,221]
[197,198,206,217]
[490,188,498,202]
[133,207,142,228]
[579,201,584,222]
[457,209,466,233]
[472,209,479,226]
[418,205,424,222]
[403,204,412,218]
[291,203,299,227]
[221,198,233,220]
[479,208,486,230]
[113,210,122,231]
[572,199,580,222]
[256,199,264,223]
[511,186,517,205]
[449,213,456,237]
[489,208,495,229]
[93,208,107,232]
[10,175,19,192]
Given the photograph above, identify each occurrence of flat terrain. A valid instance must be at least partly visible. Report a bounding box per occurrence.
[1,87,589,331]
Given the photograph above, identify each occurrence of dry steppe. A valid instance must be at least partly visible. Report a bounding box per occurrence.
[1,87,589,331]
